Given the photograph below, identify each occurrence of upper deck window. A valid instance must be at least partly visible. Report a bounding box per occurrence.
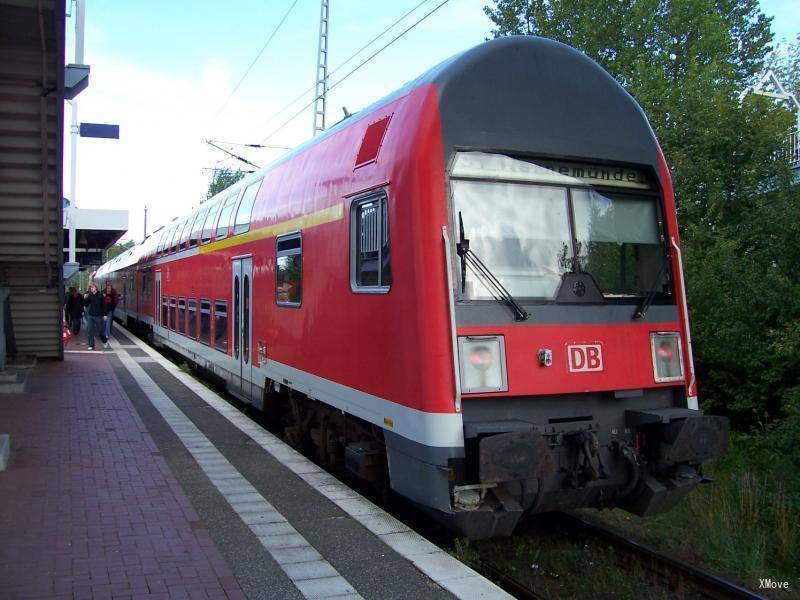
[215,193,238,241]
[188,206,209,248]
[169,221,184,253]
[201,200,221,245]
[233,179,262,235]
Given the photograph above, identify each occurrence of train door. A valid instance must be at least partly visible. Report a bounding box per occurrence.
[231,257,253,400]
[154,270,162,328]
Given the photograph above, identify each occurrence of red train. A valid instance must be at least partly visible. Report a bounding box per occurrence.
[97,36,727,539]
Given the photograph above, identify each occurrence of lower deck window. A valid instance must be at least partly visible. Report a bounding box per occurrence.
[161,296,168,328]
[178,298,186,334]
[200,299,211,345]
[188,298,197,339]
[169,297,176,331]
[214,300,228,352]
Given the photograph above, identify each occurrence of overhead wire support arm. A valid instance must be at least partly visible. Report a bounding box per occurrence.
[205,140,260,169]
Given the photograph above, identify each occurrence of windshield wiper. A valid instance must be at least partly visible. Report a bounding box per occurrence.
[457,212,529,322]
[632,257,668,320]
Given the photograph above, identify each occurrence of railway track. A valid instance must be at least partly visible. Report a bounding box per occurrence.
[562,513,766,599]
[477,512,767,600]
[135,328,764,600]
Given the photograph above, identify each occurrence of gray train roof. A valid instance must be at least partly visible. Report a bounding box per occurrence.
[291,35,662,182]
[421,36,662,178]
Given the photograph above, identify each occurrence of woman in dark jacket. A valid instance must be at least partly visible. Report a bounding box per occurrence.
[83,282,107,350]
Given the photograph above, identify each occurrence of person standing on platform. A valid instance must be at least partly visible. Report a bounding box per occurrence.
[102,282,119,346]
[83,282,107,350]
[65,286,84,337]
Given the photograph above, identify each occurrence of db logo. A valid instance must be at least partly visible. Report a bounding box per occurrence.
[567,344,604,372]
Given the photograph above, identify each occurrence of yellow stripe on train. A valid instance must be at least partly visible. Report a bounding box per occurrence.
[198,203,344,255]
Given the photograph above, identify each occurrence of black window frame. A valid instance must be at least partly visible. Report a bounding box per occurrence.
[276,232,302,307]
[350,191,391,293]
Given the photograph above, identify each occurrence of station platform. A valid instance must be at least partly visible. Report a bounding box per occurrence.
[0,327,511,600]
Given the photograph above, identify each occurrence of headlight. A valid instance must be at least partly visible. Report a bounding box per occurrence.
[458,335,508,393]
[650,332,684,383]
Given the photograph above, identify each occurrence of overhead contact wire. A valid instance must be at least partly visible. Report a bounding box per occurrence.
[255,0,434,134]
[214,0,301,120]
[260,0,452,144]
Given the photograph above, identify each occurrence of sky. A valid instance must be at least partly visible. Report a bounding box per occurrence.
[66,0,799,244]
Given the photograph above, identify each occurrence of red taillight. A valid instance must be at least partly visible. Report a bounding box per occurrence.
[469,346,494,372]
[657,342,674,361]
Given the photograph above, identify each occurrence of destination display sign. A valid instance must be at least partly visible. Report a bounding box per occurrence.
[534,160,651,189]
[450,152,653,190]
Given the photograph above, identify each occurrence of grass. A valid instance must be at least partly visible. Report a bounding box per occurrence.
[581,435,800,596]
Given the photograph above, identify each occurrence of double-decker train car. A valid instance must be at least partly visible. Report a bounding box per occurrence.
[96,36,727,539]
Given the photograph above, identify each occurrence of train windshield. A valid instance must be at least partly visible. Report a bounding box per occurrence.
[451,153,668,301]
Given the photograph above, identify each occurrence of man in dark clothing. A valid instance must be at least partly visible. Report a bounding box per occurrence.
[65,287,84,336]
[83,282,107,350]
[102,282,119,345]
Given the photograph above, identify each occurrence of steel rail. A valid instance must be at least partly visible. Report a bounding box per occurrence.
[561,513,767,600]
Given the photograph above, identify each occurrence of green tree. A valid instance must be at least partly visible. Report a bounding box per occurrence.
[102,239,135,262]
[207,168,246,199]
[484,0,800,425]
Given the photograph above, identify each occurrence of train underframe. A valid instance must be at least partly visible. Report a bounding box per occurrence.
[142,321,727,540]
[253,371,728,540]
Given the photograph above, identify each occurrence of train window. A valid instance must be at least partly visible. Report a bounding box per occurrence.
[161,296,168,328]
[189,206,208,248]
[156,231,164,255]
[179,215,195,249]
[215,194,238,241]
[178,297,186,334]
[233,179,262,235]
[187,298,197,339]
[571,189,666,297]
[351,193,391,292]
[169,221,184,253]
[200,299,211,345]
[213,300,228,352]
[158,226,173,256]
[169,297,177,330]
[201,200,222,245]
[276,232,302,306]
[453,180,570,300]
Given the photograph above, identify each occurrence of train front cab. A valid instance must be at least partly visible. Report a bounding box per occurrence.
[435,151,728,539]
